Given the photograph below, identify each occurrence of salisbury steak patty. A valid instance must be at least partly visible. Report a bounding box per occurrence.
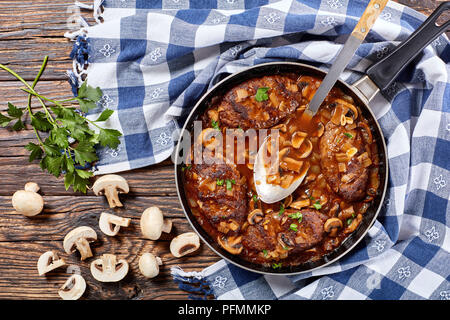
[208,75,303,130]
[184,161,247,230]
[280,209,328,252]
[319,122,369,202]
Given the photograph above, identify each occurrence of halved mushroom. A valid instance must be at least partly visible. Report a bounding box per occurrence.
[277,232,294,249]
[247,209,264,225]
[37,251,66,276]
[291,131,307,149]
[90,254,129,282]
[92,174,129,208]
[12,182,44,217]
[63,226,97,261]
[58,274,86,300]
[99,212,131,236]
[298,139,313,158]
[217,235,243,255]
[324,218,343,237]
[315,122,325,138]
[170,232,200,258]
[139,253,162,278]
[140,207,172,240]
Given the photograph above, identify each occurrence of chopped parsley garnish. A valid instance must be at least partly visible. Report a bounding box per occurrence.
[290,223,298,232]
[255,87,270,102]
[313,200,322,210]
[279,203,285,216]
[253,194,258,203]
[309,196,315,201]
[216,179,224,186]
[288,212,302,220]
[262,249,268,257]
[211,120,220,130]
[344,132,353,138]
[347,218,353,225]
[225,179,235,190]
[272,262,282,270]
[181,164,191,171]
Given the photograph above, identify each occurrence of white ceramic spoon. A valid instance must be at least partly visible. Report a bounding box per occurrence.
[253,136,309,204]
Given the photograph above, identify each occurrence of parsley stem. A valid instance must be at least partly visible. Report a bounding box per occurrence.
[0,61,55,123]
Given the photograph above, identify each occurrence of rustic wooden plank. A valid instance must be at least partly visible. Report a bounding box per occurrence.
[0,80,74,112]
[0,240,219,300]
[0,157,178,196]
[0,196,194,241]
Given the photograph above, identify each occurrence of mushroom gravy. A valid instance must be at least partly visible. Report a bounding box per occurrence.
[182,73,381,268]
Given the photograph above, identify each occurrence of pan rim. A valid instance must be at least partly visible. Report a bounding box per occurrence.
[174,61,389,276]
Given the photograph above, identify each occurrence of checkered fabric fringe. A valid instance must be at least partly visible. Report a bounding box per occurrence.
[67,0,449,299]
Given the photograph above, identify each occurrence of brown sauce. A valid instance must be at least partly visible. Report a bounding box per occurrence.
[183,73,380,268]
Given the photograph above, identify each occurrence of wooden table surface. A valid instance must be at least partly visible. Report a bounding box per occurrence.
[0,0,445,300]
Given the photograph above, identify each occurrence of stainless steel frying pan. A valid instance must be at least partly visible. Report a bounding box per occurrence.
[174,2,450,275]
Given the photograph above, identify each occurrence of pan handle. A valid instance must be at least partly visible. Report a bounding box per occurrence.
[366,2,450,91]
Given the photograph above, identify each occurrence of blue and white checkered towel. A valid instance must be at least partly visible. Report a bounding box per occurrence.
[68,0,450,300]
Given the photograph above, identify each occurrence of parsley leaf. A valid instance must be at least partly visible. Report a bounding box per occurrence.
[255,87,269,102]
[94,109,114,122]
[211,120,220,130]
[216,179,224,186]
[290,223,298,232]
[252,194,258,203]
[0,113,12,127]
[272,262,282,270]
[7,102,23,118]
[262,249,268,257]
[98,128,122,149]
[313,201,322,210]
[25,142,43,162]
[344,132,353,138]
[279,203,285,216]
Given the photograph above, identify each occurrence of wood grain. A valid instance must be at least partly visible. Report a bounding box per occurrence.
[0,0,443,300]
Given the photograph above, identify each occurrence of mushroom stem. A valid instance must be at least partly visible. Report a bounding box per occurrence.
[156,257,163,266]
[104,187,122,208]
[75,237,93,260]
[162,219,172,234]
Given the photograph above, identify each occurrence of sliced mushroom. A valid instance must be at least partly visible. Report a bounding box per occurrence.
[277,232,294,249]
[170,232,200,258]
[139,253,162,278]
[63,226,97,261]
[58,274,86,300]
[247,209,264,225]
[99,212,131,236]
[291,131,307,149]
[92,174,129,208]
[315,122,324,138]
[140,207,172,240]
[298,139,313,158]
[37,251,66,276]
[12,182,44,217]
[217,235,243,255]
[90,254,129,282]
[324,218,343,237]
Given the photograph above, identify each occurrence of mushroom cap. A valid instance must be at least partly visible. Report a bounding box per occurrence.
[12,190,44,217]
[58,274,86,300]
[140,207,172,240]
[90,254,129,282]
[170,232,200,258]
[138,253,162,278]
[24,182,40,193]
[99,212,131,236]
[324,218,343,233]
[37,251,66,276]
[63,226,97,254]
[92,174,129,195]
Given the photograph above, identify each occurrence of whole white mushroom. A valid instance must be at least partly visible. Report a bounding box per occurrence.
[12,182,44,216]
[138,253,162,278]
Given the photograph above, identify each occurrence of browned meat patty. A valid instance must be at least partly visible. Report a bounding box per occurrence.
[279,209,328,252]
[207,75,303,130]
[184,161,247,229]
[319,122,369,202]
[242,224,277,252]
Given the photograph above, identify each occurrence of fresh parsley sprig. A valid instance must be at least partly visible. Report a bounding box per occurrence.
[0,56,122,193]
